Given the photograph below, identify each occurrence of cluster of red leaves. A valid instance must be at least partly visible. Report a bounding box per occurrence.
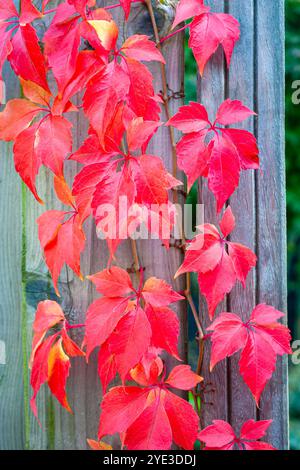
[0,0,291,451]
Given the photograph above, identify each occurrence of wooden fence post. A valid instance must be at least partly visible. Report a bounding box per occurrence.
[197,0,288,450]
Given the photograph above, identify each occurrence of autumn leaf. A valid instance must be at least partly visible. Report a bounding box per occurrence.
[208,304,292,404]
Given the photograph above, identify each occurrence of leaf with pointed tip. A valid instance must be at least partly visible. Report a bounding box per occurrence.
[145,305,180,359]
[176,209,256,318]
[221,128,259,170]
[9,24,49,91]
[199,419,276,451]
[189,12,240,76]
[121,35,165,63]
[208,134,241,213]
[142,277,184,307]
[84,297,129,359]
[166,101,209,133]
[98,341,117,393]
[87,439,113,451]
[88,266,134,297]
[165,365,203,390]
[125,394,173,450]
[0,99,41,141]
[108,306,152,381]
[126,118,162,153]
[215,99,256,126]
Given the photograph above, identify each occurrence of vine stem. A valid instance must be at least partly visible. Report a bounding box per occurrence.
[160,24,190,44]
[145,0,206,418]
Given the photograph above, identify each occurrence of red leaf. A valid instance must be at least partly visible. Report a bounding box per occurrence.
[30,333,59,418]
[13,123,43,203]
[145,305,180,359]
[121,35,165,63]
[88,266,134,297]
[98,386,150,437]
[98,342,117,393]
[176,132,211,191]
[164,391,199,450]
[0,0,18,20]
[37,211,85,294]
[134,154,181,207]
[44,3,81,92]
[221,129,259,170]
[166,102,209,133]
[0,99,41,141]
[119,0,132,20]
[84,297,129,359]
[189,12,240,76]
[9,24,49,91]
[124,394,173,450]
[35,115,73,177]
[172,0,209,29]
[142,277,184,306]
[208,134,240,213]
[126,118,162,153]
[219,206,235,238]
[98,364,201,449]
[19,0,42,24]
[208,305,291,403]
[165,365,203,390]
[175,208,256,317]
[108,306,152,381]
[47,337,72,413]
[168,100,259,210]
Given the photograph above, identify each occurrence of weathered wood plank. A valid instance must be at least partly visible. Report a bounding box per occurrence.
[22,0,185,449]
[0,63,25,450]
[255,0,288,450]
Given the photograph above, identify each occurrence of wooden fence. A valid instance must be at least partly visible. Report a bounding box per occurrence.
[0,0,287,450]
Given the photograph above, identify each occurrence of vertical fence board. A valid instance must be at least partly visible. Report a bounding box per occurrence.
[227,0,257,431]
[197,0,287,449]
[256,0,288,449]
[0,65,24,450]
[197,0,229,429]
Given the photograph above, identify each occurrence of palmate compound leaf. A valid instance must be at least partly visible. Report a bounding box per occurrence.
[198,419,276,451]
[171,0,240,75]
[72,116,181,257]
[37,177,86,295]
[84,267,184,385]
[167,99,258,210]
[175,206,257,318]
[29,300,84,419]
[0,80,77,203]
[207,304,292,404]
[98,363,202,450]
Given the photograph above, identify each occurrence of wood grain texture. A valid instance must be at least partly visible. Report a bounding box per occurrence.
[0,0,185,449]
[0,62,25,450]
[255,0,288,450]
[197,0,228,430]
[196,0,288,449]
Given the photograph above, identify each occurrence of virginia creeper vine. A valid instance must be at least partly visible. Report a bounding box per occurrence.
[0,0,291,451]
